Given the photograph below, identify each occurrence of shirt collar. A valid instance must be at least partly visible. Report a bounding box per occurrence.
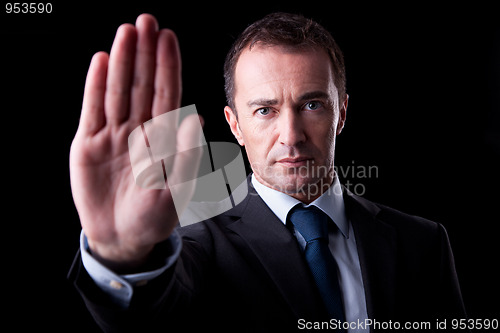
[250,174,349,238]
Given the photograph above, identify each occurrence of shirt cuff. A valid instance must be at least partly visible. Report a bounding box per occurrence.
[80,229,182,308]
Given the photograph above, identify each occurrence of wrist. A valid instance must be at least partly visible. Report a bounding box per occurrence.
[87,240,155,274]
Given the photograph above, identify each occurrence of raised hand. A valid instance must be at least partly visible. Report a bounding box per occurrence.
[69,14,202,272]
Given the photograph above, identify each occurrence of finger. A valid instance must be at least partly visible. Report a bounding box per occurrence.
[151,29,182,119]
[169,114,204,185]
[129,14,158,124]
[104,23,137,125]
[79,52,109,136]
[164,114,204,216]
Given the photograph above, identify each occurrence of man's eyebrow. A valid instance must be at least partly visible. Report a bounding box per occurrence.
[298,91,331,102]
[247,98,279,108]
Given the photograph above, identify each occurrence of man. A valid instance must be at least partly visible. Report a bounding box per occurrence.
[68,12,466,332]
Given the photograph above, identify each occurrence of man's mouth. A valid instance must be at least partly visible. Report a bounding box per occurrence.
[276,157,313,167]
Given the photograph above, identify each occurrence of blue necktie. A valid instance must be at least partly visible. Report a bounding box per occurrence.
[289,205,346,323]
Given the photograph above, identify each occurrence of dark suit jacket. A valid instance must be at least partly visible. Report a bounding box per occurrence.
[69,183,466,332]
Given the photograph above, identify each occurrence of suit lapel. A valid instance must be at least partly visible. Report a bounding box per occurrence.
[225,187,326,320]
[344,189,398,320]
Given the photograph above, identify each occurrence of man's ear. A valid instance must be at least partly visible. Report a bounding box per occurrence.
[336,94,349,135]
[224,106,245,146]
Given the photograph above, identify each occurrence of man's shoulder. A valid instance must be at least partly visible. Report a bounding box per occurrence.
[346,190,442,237]
[376,199,438,231]
[176,201,246,246]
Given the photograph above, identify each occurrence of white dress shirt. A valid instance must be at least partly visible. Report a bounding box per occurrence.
[81,174,368,332]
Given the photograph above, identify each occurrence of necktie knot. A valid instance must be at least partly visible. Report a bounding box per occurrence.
[288,205,329,243]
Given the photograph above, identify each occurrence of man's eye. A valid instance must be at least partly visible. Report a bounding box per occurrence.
[304,101,322,111]
[256,107,271,116]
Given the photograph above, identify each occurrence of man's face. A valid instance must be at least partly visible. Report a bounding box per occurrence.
[225,45,347,203]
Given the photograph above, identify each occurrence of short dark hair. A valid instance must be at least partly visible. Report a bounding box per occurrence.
[223,12,346,112]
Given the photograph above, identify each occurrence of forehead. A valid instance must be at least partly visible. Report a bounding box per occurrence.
[233,45,336,102]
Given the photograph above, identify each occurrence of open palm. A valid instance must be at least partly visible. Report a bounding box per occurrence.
[70,14,201,270]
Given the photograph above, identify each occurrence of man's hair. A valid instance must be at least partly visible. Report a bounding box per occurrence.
[223,12,346,113]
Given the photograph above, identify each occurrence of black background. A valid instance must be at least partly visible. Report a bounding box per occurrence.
[2,1,499,331]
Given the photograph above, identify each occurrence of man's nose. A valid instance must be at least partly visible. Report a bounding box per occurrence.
[278,109,306,147]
